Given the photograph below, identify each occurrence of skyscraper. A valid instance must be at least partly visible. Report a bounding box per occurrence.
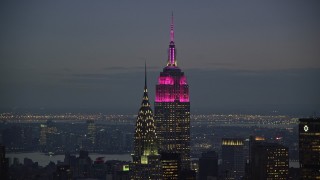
[155,14,191,170]
[87,120,96,145]
[199,151,218,180]
[299,117,320,179]
[248,137,289,180]
[161,152,181,180]
[0,145,9,180]
[221,138,245,179]
[131,64,162,180]
[39,124,47,146]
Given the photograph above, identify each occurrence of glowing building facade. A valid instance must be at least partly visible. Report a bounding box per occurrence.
[299,118,320,179]
[155,14,191,170]
[131,65,162,180]
[161,152,181,180]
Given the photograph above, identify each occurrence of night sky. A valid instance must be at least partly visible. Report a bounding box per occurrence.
[1,1,319,115]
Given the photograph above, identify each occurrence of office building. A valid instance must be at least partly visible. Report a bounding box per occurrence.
[199,151,218,180]
[161,152,181,180]
[87,120,96,145]
[155,13,191,170]
[221,138,245,179]
[249,137,289,179]
[299,117,320,179]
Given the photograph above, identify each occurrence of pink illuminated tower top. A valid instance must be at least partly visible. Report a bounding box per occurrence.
[155,13,189,103]
[167,12,177,67]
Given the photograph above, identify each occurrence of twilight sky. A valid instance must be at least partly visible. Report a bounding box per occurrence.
[1,1,319,115]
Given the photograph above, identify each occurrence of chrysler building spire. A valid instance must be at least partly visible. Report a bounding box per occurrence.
[131,63,161,179]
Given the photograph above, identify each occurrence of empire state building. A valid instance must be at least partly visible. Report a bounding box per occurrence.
[155,14,191,170]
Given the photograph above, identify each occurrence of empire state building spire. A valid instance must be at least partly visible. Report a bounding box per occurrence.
[167,13,177,67]
[170,12,174,42]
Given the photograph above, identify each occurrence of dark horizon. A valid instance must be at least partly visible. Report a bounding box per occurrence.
[0,104,317,116]
[1,67,319,116]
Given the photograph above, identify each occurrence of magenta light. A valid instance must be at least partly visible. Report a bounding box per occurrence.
[168,47,175,65]
[155,91,175,102]
[155,14,190,103]
[179,97,189,102]
[156,75,189,103]
[155,97,175,102]
[179,76,187,85]
[167,13,177,67]
[158,76,174,85]
[172,48,175,65]
[155,96,189,103]
[170,12,174,42]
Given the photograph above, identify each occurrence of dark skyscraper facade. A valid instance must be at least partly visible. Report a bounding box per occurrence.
[199,151,218,180]
[155,14,191,170]
[0,145,9,180]
[248,137,289,180]
[299,118,320,179]
[131,65,162,180]
[221,138,245,179]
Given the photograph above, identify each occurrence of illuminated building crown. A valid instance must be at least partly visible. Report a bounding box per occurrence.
[134,63,158,161]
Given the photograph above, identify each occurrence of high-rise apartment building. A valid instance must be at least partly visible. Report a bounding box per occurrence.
[299,118,320,179]
[154,14,191,170]
[131,65,162,180]
[221,138,245,179]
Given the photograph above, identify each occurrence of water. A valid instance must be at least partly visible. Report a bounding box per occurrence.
[7,152,132,167]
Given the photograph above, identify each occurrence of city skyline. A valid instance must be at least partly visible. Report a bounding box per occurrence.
[1,1,319,115]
